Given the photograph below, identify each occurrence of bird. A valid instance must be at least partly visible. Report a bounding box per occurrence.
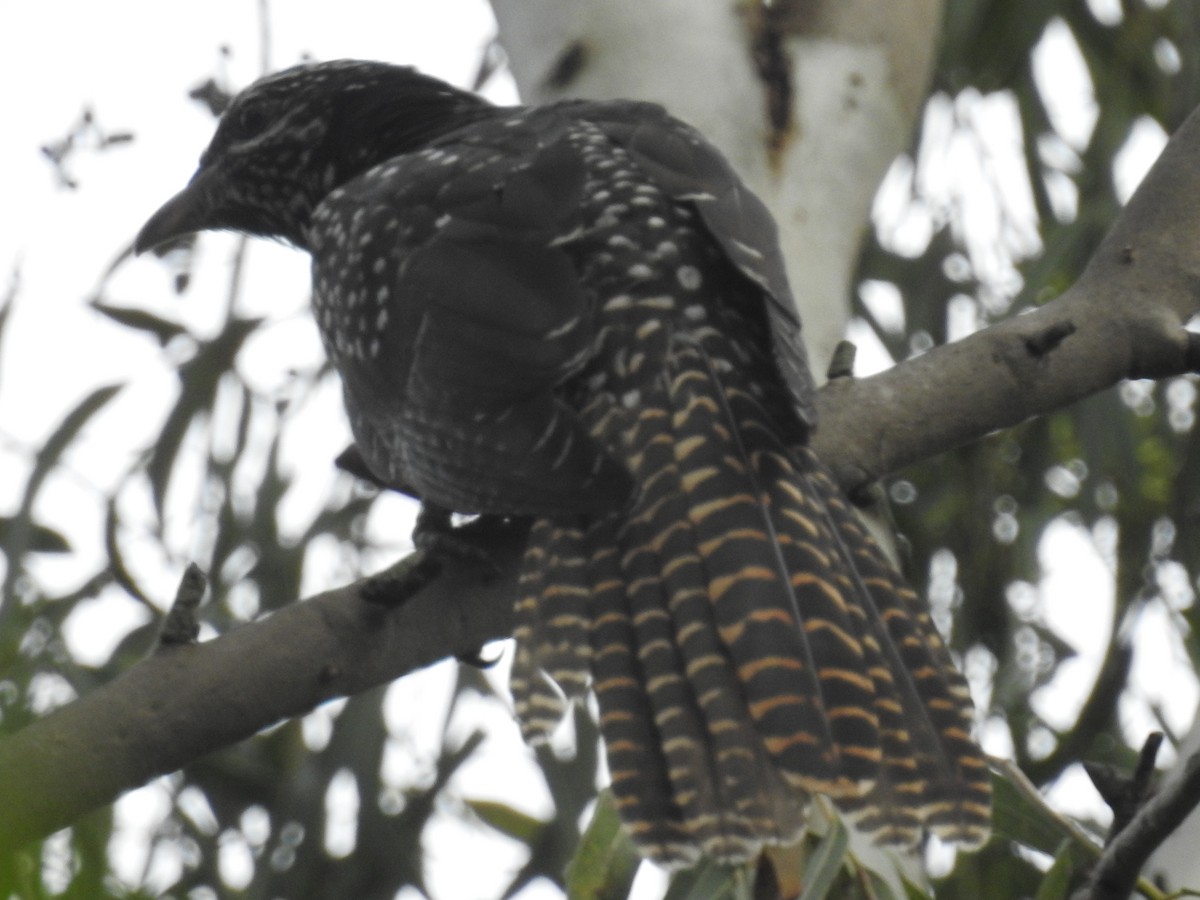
[136,59,991,867]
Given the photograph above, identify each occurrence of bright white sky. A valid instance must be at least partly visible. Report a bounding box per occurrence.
[2,3,1198,898]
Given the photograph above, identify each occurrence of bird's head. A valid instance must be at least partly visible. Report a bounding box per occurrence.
[136,59,490,252]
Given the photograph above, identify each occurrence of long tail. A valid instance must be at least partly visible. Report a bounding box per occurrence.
[509,332,990,864]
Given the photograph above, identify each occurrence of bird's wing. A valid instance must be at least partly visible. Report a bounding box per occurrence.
[583,100,817,426]
[309,120,632,514]
[313,132,593,400]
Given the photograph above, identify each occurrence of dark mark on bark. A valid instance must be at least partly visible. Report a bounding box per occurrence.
[545,40,588,90]
[1024,320,1076,358]
[749,8,795,167]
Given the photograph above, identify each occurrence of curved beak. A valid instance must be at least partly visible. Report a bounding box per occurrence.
[134,166,218,255]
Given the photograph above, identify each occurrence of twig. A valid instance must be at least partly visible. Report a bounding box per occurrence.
[156,563,207,647]
[1084,733,1164,842]
[1071,742,1200,900]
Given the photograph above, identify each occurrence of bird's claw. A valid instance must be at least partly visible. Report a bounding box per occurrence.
[413,505,502,582]
[360,554,443,606]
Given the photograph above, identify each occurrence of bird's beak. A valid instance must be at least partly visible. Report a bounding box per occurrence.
[134,166,219,255]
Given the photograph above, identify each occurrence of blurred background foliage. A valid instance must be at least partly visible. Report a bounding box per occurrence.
[3,1,1200,898]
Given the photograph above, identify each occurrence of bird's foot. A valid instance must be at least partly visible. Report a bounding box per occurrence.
[359,553,443,606]
[360,505,504,609]
[412,504,503,582]
[414,507,511,669]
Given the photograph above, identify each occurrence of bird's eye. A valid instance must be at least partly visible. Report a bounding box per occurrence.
[228,101,270,139]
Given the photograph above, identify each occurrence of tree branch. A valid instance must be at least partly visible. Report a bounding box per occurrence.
[813,101,1200,489]
[0,521,525,852]
[8,90,1200,860]
[1073,742,1200,900]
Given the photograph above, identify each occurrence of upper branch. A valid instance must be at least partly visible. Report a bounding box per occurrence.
[1074,743,1200,900]
[813,102,1200,490]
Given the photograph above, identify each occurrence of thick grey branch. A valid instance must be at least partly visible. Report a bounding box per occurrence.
[0,525,524,852]
[812,102,1200,489]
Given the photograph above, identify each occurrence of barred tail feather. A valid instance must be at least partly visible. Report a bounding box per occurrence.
[509,327,989,865]
[679,330,990,848]
[808,464,991,846]
[678,338,885,794]
[617,372,802,859]
[587,516,699,866]
[509,523,560,744]
[509,519,592,744]
[616,447,729,857]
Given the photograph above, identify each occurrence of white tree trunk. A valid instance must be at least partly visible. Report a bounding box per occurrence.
[488,0,943,376]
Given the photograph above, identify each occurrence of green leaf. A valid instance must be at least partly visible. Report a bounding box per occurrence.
[901,874,935,900]
[992,772,1076,857]
[147,316,261,516]
[1,383,120,596]
[90,301,186,346]
[565,790,640,900]
[468,799,545,845]
[799,818,850,900]
[664,857,753,900]
[104,485,153,607]
[0,517,69,554]
[1032,841,1076,900]
[0,272,16,401]
[857,866,902,900]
